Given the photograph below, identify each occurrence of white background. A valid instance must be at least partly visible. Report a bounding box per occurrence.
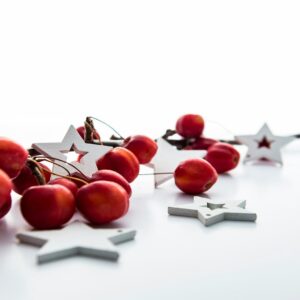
[1,1,300,299]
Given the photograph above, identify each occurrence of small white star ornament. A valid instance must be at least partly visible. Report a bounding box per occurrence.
[235,123,295,165]
[168,197,257,226]
[16,222,137,264]
[32,125,112,179]
[148,138,206,187]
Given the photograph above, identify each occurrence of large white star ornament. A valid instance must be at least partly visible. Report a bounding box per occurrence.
[168,197,257,226]
[148,138,206,187]
[16,222,137,264]
[235,123,295,165]
[32,125,112,179]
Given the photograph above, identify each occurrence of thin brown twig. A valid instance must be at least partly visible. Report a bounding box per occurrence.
[26,158,47,185]
[34,155,89,179]
[34,157,72,175]
[38,166,89,185]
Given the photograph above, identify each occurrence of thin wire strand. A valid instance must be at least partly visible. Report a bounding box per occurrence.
[35,155,89,179]
[38,166,89,185]
[88,116,124,139]
[139,172,173,176]
[34,157,72,176]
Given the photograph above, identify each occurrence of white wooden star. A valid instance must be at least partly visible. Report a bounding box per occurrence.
[148,138,206,187]
[32,125,112,179]
[235,123,295,165]
[168,196,257,226]
[16,221,137,264]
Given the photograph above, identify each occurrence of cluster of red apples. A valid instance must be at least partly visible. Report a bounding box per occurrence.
[0,114,240,229]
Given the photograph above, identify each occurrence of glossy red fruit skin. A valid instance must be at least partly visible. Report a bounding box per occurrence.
[175,114,205,138]
[12,163,51,195]
[0,137,28,178]
[76,181,129,225]
[76,126,100,140]
[20,185,76,229]
[0,169,12,219]
[91,170,132,197]
[96,147,140,183]
[122,135,158,164]
[48,178,78,197]
[185,137,217,150]
[205,142,240,174]
[174,158,218,195]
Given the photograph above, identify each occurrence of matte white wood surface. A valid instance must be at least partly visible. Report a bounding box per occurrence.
[235,123,295,165]
[168,197,257,226]
[16,221,137,264]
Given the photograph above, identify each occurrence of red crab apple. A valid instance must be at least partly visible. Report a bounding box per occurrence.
[96,147,140,183]
[12,162,51,195]
[76,181,129,225]
[20,185,76,229]
[122,135,158,164]
[91,170,132,197]
[77,126,100,140]
[0,137,28,178]
[176,114,205,138]
[205,142,240,174]
[0,169,12,219]
[174,158,218,194]
[48,178,78,197]
[185,137,217,150]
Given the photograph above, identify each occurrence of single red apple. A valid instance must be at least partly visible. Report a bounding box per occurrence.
[76,181,129,225]
[175,114,205,138]
[174,158,218,194]
[205,142,240,174]
[20,185,76,229]
[122,135,158,164]
[0,137,28,178]
[91,169,132,197]
[0,169,12,219]
[96,147,140,183]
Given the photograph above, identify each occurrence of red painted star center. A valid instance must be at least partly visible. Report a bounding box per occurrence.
[256,136,273,149]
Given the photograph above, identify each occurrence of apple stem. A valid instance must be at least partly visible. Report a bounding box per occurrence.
[160,129,194,149]
[39,156,90,179]
[27,158,46,185]
[219,139,240,145]
[29,153,90,180]
[84,117,102,144]
[160,129,241,149]
[35,158,71,175]
[38,165,89,185]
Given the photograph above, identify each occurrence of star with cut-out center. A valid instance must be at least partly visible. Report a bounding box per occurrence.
[148,138,206,187]
[235,123,294,164]
[168,197,257,226]
[256,136,273,149]
[16,221,136,264]
[32,125,112,179]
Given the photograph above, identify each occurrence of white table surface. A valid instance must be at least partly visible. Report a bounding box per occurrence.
[1,144,300,300]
